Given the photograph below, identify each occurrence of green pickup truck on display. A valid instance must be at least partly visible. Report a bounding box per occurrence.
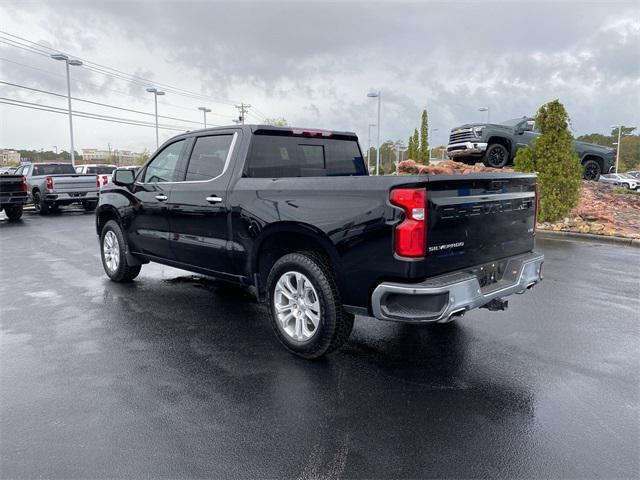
[446,116,615,180]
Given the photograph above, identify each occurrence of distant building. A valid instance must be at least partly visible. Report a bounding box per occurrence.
[80,148,142,165]
[0,149,21,165]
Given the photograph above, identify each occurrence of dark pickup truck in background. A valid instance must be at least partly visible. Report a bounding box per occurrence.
[0,174,28,221]
[446,116,615,180]
[97,125,544,358]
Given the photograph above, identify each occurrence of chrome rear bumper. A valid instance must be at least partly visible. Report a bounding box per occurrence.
[371,252,544,323]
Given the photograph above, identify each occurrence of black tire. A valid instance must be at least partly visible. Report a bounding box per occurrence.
[100,220,141,282]
[32,190,49,215]
[83,200,98,212]
[582,159,601,181]
[5,205,23,221]
[482,143,510,168]
[266,251,354,359]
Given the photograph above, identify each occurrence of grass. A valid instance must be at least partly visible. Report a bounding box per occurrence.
[612,188,640,196]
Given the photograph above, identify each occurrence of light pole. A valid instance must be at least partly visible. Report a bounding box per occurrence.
[367,91,381,175]
[367,123,376,173]
[428,127,439,161]
[395,144,406,174]
[51,54,82,167]
[198,107,211,128]
[478,106,490,123]
[146,87,165,149]
[611,125,636,173]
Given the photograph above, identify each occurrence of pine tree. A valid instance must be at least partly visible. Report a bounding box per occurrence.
[407,134,415,160]
[412,129,419,161]
[513,100,582,222]
[419,109,429,164]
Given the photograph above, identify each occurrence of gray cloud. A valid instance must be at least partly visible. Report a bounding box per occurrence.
[1,0,639,150]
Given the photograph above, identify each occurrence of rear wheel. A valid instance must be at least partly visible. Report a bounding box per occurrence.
[582,159,601,181]
[33,190,49,215]
[5,205,23,221]
[266,251,354,359]
[483,144,509,168]
[100,220,141,282]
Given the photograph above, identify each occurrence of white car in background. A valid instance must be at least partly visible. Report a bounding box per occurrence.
[75,164,117,189]
[598,173,639,190]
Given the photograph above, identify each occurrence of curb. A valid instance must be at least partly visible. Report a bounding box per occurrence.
[537,229,640,248]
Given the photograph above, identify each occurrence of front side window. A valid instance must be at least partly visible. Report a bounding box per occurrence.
[185,135,233,181]
[143,140,185,183]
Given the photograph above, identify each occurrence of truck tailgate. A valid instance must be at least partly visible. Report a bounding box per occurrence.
[425,174,537,275]
[50,175,97,193]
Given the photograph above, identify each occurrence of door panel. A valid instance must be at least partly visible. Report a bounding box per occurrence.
[126,139,186,260]
[167,131,240,276]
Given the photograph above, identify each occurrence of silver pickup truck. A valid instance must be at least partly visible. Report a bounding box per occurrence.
[13,162,99,214]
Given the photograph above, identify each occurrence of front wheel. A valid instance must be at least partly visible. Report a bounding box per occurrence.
[100,220,141,282]
[582,159,601,181]
[266,251,354,359]
[482,144,510,168]
[5,205,23,221]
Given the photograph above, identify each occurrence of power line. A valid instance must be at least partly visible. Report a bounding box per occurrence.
[0,80,209,126]
[0,30,246,108]
[0,97,189,131]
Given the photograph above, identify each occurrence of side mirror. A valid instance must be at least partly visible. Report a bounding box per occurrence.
[112,168,135,187]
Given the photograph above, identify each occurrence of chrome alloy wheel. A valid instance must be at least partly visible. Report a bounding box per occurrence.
[274,271,321,342]
[103,230,120,273]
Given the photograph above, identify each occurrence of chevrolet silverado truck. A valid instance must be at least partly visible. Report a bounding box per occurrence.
[446,117,615,180]
[0,174,28,221]
[96,125,544,358]
[14,162,100,214]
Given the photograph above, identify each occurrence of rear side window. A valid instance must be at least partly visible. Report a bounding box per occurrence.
[245,135,366,178]
[185,135,234,181]
[32,164,76,175]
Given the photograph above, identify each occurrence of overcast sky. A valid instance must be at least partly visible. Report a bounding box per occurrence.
[1,0,638,154]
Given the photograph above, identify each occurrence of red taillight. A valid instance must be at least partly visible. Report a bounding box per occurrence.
[102,175,108,186]
[96,176,100,188]
[534,184,539,233]
[46,176,53,189]
[390,187,427,258]
[21,176,27,192]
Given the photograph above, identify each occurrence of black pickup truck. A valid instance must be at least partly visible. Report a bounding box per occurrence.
[96,125,544,358]
[0,174,28,221]
[446,117,616,180]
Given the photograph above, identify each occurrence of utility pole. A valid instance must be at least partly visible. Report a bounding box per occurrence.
[51,54,82,168]
[235,103,251,125]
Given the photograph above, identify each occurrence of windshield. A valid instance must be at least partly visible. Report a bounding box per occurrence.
[31,164,76,175]
[87,165,116,174]
[500,117,528,127]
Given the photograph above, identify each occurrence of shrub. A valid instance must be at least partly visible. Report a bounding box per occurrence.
[513,100,582,222]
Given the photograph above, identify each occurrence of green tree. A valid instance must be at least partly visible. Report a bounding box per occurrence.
[618,134,640,172]
[411,129,419,160]
[419,109,429,164]
[514,99,582,222]
[407,134,415,160]
[135,149,150,166]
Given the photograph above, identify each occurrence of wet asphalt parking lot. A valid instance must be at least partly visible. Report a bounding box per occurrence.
[1,207,638,479]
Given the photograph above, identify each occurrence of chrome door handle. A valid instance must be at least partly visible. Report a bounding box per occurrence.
[155,194,168,201]
[206,196,222,204]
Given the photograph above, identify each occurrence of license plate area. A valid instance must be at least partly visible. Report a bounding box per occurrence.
[466,259,509,288]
